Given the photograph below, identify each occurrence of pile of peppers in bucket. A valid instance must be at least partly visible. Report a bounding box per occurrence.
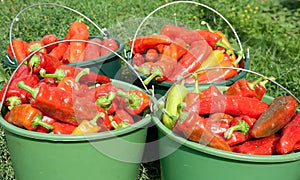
[7,21,119,64]
[0,62,151,135]
[130,21,244,85]
[158,76,300,155]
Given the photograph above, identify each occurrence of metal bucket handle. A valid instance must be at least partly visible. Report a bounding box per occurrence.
[8,2,108,66]
[129,0,245,59]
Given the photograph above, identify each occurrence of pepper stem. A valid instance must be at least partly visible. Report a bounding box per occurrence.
[233,51,244,66]
[96,92,116,108]
[215,39,229,50]
[40,68,66,81]
[90,112,105,125]
[224,120,249,139]
[32,114,53,130]
[192,73,199,93]
[75,68,90,82]
[201,21,215,32]
[134,65,151,76]
[6,96,22,110]
[116,90,140,108]
[29,54,41,69]
[143,67,162,85]
[17,81,39,99]
[248,77,264,90]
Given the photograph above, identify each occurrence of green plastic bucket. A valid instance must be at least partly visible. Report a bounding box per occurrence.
[152,91,300,180]
[4,36,125,79]
[0,79,150,180]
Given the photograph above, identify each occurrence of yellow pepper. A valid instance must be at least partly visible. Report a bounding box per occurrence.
[71,112,103,134]
[197,50,224,74]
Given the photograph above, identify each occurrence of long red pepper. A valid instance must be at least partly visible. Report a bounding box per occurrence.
[276,112,300,154]
[17,81,99,125]
[130,34,172,54]
[39,65,111,84]
[53,122,77,134]
[233,134,279,155]
[251,96,297,138]
[27,51,62,74]
[7,39,28,64]
[49,42,69,60]
[112,108,135,130]
[168,40,212,81]
[5,104,53,131]
[186,95,269,119]
[225,78,263,98]
[196,29,229,50]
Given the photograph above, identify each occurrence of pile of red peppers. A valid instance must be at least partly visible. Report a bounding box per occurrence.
[7,21,119,65]
[1,58,151,135]
[130,22,243,84]
[160,77,300,155]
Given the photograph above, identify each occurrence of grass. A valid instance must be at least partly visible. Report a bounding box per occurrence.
[0,0,299,179]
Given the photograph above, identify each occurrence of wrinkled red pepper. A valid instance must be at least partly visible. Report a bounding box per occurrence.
[276,112,300,154]
[225,78,264,99]
[251,96,297,138]
[27,51,62,74]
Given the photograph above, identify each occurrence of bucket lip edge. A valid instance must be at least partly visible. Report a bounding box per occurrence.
[0,79,152,141]
[153,116,300,163]
[152,93,300,163]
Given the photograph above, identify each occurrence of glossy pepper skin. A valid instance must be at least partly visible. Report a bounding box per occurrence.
[18,81,99,126]
[206,113,233,137]
[196,30,229,50]
[27,51,62,74]
[251,96,297,138]
[53,122,77,134]
[117,89,150,115]
[71,111,106,134]
[168,40,212,81]
[5,104,53,131]
[225,78,263,98]
[186,95,269,119]
[0,73,39,110]
[39,65,111,84]
[276,112,300,154]
[233,134,279,155]
[41,34,59,53]
[7,39,29,64]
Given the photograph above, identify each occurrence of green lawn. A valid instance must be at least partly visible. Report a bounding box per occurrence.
[0,0,299,179]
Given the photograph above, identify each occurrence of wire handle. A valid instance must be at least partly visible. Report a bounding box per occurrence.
[8,2,108,66]
[129,1,244,58]
[160,66,300,104]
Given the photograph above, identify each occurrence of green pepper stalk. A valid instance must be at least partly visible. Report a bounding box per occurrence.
[40,68,66,81]
[224,120,249,139]
[32,114,53,130]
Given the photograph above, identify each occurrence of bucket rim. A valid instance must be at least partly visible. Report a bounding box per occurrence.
[153,93,300,163]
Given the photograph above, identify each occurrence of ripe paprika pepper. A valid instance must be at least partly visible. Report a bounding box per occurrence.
[111,108,135,130]
[53,122,77,134]
[17,81,99,126]
[26,41,47,55]
[41,34,59,53]
[5,104,53,131]
[7,39,28,64]
[71,111,105,134]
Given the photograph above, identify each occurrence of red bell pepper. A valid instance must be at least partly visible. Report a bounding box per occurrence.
[276,112,300,154]
[251,96,298,138]
[5,104,53,131]
[27,51,62,74]
[116,89,150,115]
